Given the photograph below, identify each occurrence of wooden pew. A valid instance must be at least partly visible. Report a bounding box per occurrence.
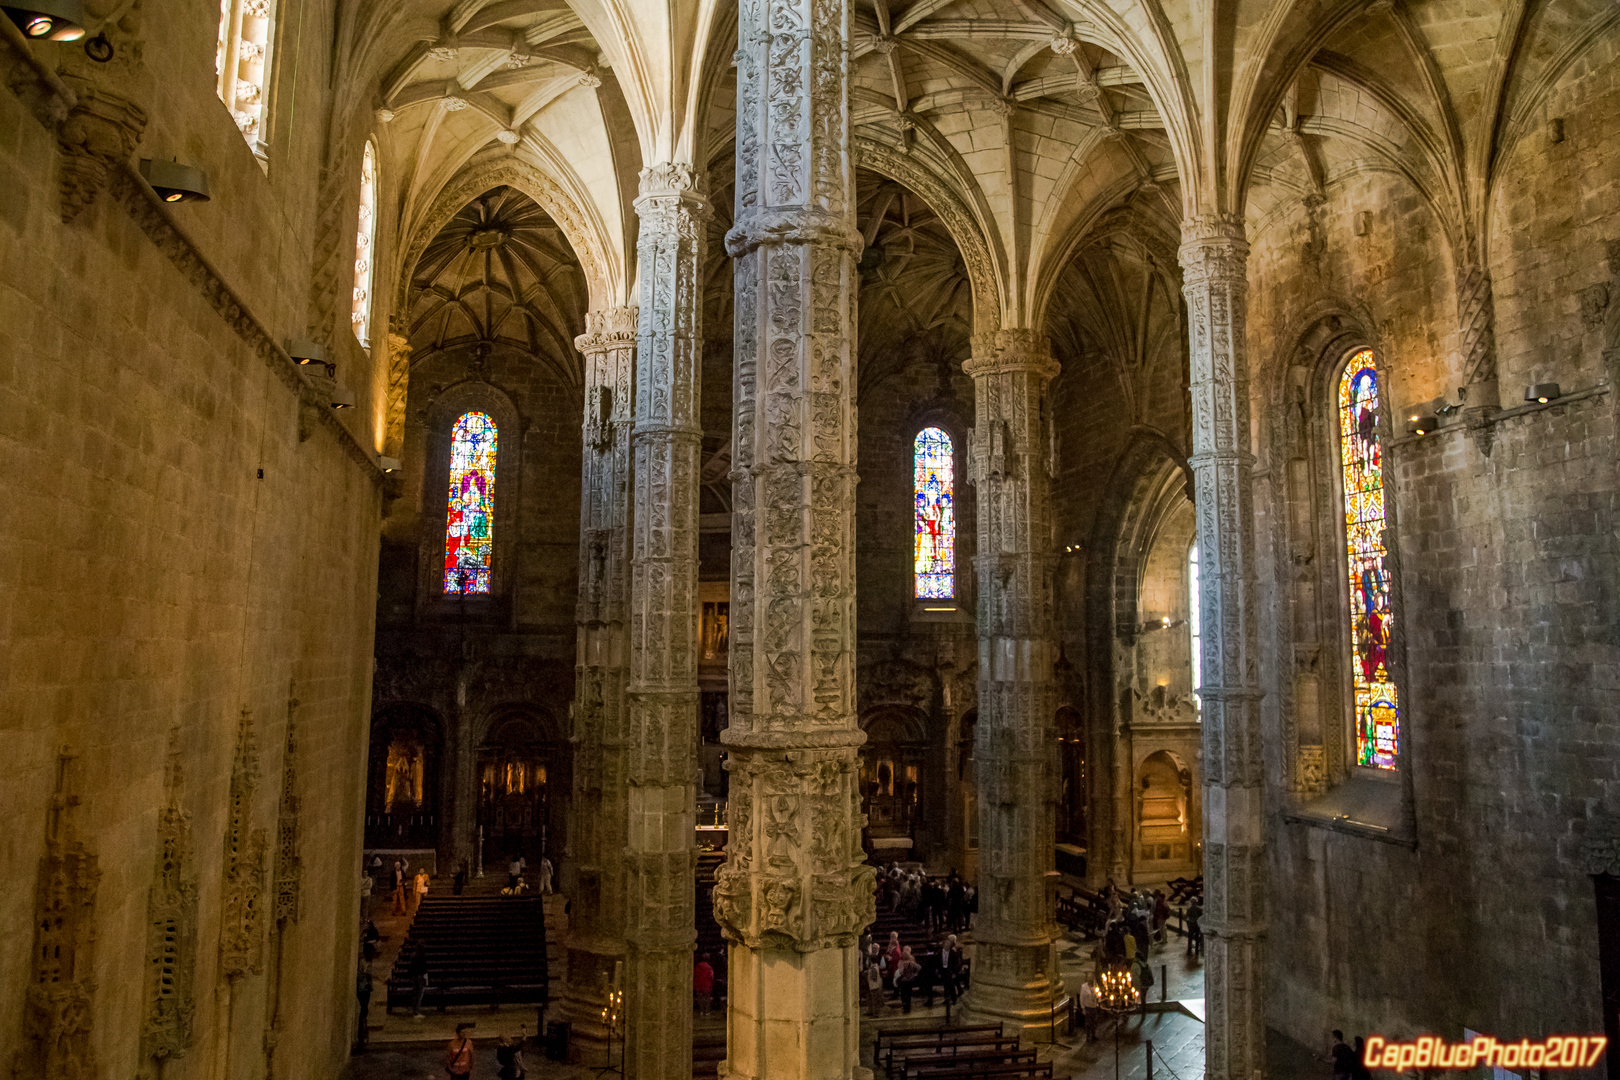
[899,1045,1037,1079]
[874,1023,1005,1074]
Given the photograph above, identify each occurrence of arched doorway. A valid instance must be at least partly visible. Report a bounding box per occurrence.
[477,710,565,867]
[366,704,443,850]
[1134,749,1194,870]
[860,707,929,858]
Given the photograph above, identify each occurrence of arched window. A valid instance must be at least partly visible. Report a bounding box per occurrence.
[914,427,955,599]
[445,412,498,595]
[1188,542,1201,706]
[352,140,379,347]
[215,0,276,149]
[1336,352,1399,770]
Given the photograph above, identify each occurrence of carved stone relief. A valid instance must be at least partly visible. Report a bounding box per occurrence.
[140,730,198,1073]
[16,752,100,1080]
[220,709,268,979]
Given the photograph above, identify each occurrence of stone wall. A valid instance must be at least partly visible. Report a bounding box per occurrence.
[1252,34,1620,1049]
[0,11,381,1078]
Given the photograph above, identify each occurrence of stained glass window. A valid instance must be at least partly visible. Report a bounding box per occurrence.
[1337,352,1399,770]
[914,427,955,599]
[445,411,497,595]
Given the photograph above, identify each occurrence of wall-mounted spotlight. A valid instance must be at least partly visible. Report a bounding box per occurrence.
[3,0,86,40]
[1525,383,1561,404]
[139,158,210,203]
[1407,414,1439,436]
[378,456,402,474]
[329,384,356,409]
[287,338,328,367]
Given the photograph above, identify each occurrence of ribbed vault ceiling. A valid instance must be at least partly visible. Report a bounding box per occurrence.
[406,185,587,382]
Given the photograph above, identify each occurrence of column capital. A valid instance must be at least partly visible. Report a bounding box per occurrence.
[1177,215,1249,285]
[575,305,639,354]
[635,163,710,218]
[964,328,1060,381]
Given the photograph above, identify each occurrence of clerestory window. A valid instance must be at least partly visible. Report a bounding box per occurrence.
[913,426,955,600]
[444,411,498,595]
[216,0,275,152]
[352,140,379,347]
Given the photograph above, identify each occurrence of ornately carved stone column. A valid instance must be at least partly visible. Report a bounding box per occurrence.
[716,0,875,1075]
[623,168,705,1080]
[963,328,1064,1028]
[564,305,638,1053]
[1178,216,1266,1080]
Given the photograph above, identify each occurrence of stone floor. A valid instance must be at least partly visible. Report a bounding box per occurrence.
[341,924,1326,1080]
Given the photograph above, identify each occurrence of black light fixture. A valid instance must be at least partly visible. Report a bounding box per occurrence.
[287,338,328,367]
[329,384,356,409]
[4,0,87,40]
[378,456,402,473]
[139,158,211,203]
[1525,382,1561,404]
[1407,414,1439,436]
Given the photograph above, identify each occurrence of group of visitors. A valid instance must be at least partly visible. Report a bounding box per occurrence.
[874,863,976,932]
[362,857,433,915]
[1072,881,1205,1038]
[859,930,967,1015]
[505,854,554,895]
[1325,1029,1374,1080]
[437,1022,530,1080]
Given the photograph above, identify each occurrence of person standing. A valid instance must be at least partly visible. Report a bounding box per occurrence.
[496,1031,527,1080]
[1324,1030,1354,1080]
[409,946,431,1019]
[453,859,469,896]
[361,919,381,963]
[864,950,884,1016]
[413,867,430,912]
[355,962,373,1049]
[538,856,553,896]
[445,1022,476,1079]
[947,876,966,932]
[1186,899,1204,957]
[1351,1036,1372,1080]
[392,859,408,916]
[507,856,522,892]
[1079,977,1099,1039]
[693,954,715,1014]
[939,935,964,1005]
[895,947,922,1014]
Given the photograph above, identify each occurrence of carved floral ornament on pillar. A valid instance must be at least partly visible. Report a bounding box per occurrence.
[712,752,876,952]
